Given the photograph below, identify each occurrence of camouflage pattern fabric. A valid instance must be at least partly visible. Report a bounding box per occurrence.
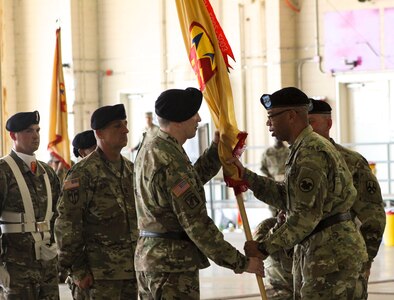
[244,126,368,298]
[254,218,293,300]
[55,148,137,297]
[137,270,199,300]
[0,151,61,299]
[332,139,385,299]
[260,145,289,216]
[331,139,385,266]
[82,278,137,300]
[134,130,249,297]
[260,145,289,180]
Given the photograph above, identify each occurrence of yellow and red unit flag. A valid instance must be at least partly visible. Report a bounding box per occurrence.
[48,28,71,169]
[176,0,247,194]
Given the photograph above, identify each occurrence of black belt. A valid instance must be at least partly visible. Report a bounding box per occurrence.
[302,212,352,242]
[139,230,191,241]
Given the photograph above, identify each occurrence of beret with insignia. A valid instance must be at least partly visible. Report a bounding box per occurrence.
[155,87,202,122]
[308,98,332,115]
[260,87,310,110]
[6,111,40,132]
[91,104,126,130]
[72,130,96,157]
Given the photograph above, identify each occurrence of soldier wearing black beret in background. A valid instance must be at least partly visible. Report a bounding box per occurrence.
[228,87,368,298]
[0,111,61,299]
[134,87,264,299]
[305,98,385,299]
[55,104,138,299]
[72,130,97,159]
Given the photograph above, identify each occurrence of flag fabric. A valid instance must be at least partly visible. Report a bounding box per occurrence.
[48,28,71,169]
[175,0,247,194]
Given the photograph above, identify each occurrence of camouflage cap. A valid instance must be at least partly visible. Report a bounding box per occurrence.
[6,111,40,132]
[308,98,332,114]
[91,104,126,130]
[260,87,310,110]
[155,87,202,122]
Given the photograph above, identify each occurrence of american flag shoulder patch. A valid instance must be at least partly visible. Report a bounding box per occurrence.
[63,178,80,190]
[172,179,191,197]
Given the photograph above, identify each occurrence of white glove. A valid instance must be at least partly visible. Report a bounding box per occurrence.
[40,243,58,261]
[0,265,10,290]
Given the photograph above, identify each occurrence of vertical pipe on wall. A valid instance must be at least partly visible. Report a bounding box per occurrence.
[160,0,168,89]
[238,2,247,138]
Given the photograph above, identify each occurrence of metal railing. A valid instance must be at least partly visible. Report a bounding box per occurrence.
[204,142,394,227]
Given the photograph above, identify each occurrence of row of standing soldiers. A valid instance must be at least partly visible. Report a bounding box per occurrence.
[0,86,386,299]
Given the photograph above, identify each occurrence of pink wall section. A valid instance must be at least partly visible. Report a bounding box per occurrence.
[384,8,394,69]
[324,9,381,73]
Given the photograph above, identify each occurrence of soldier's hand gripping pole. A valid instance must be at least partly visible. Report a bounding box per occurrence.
[236,193,268,300]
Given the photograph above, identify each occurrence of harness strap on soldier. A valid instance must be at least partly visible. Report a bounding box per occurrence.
[139,230,191,241]
[1,155,53,260]
[302,211,352,242]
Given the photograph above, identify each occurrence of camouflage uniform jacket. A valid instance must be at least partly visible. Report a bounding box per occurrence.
[331,139,385,268]
[0,150,60,266]
[55,148,137,280]
[244,126,368,275]
[134,130,249,273]
[260,145,289,180]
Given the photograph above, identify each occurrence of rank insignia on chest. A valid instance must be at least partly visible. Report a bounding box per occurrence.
[172,179,190,197]
[63,178,80,190]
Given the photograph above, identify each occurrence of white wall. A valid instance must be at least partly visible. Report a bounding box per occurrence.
[2,0,394,165]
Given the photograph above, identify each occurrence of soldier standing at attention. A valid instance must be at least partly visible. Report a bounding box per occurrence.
[134,87,264,299]
[131,111,160,152]
[260,137,289,217]
[55,104,138,299]
[307,99,386,299]
[0,111,61,299]
[229,87,368,299]
[260,137,289,182]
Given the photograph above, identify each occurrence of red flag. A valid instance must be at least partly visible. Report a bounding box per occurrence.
[48,28,71,169]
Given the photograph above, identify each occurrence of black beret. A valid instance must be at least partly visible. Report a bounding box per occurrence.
[308,98,332,114]
[91,104,126,130]
[155,87,202,122]
[72,130,96,157]
[260,87,310,110]
[6,111,40,132]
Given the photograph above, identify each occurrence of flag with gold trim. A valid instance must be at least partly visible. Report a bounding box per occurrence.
[48,28,71,169]
[175,0,247,194]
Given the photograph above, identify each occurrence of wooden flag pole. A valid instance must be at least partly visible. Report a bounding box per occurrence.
[236,193,268,300]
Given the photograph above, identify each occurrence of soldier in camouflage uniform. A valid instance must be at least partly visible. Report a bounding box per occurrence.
[260,138,289,182]
[230,87,368,299]
[131,111,160,152]
[307,99,386,299]
[55,104,138,300]
[253,211,293,300]
[0,111,61,299]
[260,138,289,216]
[134,87,264,299]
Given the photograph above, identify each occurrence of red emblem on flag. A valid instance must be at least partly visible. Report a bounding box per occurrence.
[189,22,217,91]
